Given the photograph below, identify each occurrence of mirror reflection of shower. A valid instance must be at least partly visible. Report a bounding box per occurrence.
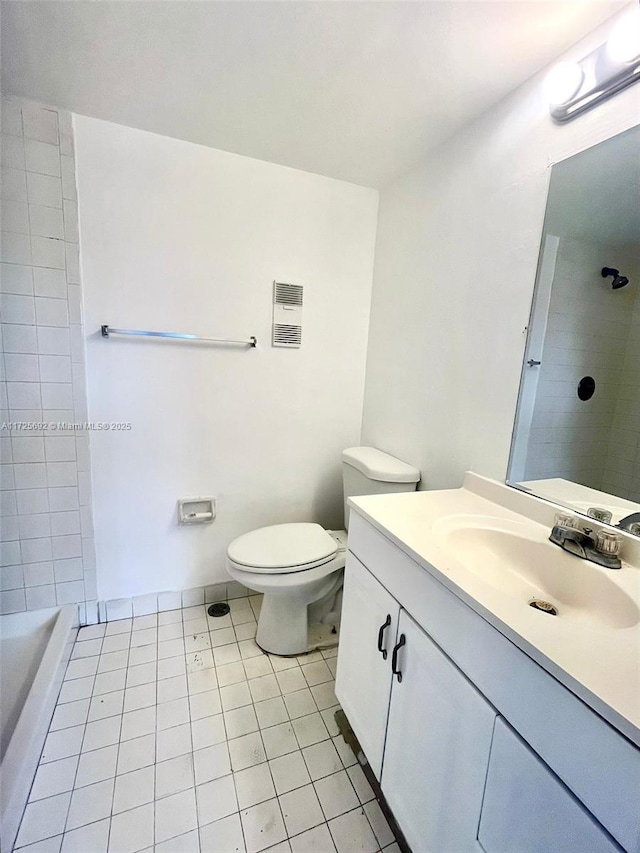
[602,266,630,289]
[507,126,640,532]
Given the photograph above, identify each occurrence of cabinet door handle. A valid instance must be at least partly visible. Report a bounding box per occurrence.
[377,614,392,659]
[391,634,406,682]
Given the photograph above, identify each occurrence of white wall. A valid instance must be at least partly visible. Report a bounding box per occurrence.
[74,117,378,600]
[361,7,639,491]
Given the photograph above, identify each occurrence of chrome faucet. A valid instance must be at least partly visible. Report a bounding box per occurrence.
[616,513,640,535]
[549,523,622,569]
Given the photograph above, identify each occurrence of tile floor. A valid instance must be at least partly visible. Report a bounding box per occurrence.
[13,595,400,853]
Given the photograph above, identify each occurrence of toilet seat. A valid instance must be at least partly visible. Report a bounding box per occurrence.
[227,522,338,574]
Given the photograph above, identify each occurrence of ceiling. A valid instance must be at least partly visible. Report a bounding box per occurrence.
[1,1,628,188]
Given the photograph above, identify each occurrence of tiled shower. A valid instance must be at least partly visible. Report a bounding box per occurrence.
[1,96,97,621]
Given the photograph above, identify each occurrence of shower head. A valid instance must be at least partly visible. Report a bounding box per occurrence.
[601,267,630,289]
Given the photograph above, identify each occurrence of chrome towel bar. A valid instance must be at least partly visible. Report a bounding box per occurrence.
[101,325,257,347]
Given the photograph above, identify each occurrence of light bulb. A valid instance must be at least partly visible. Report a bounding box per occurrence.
[543,62,584,105]
[607,8,640,63]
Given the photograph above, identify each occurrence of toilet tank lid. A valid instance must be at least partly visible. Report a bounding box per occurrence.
[342,446,420,484]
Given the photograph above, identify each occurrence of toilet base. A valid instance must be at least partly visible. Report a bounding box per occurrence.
[256,591,310,656]
[255,568,343,655]
[256,616,340,657]
[226,546,346,657]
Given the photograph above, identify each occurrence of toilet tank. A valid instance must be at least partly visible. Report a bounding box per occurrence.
[342,446,420,529]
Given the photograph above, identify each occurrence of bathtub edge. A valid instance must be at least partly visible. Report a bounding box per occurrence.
[0,605,78,853]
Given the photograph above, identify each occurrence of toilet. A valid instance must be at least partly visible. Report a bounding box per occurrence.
[226,446,420,655]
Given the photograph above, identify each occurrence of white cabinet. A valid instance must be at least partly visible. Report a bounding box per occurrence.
[338,513,637,852]
[382,610,496,853]
[337,554,496,851]
[335,552,400,778]
[479,718,621,853]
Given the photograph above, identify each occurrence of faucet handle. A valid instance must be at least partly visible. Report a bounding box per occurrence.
[595,530,622,556]
[554,513,578,529]
[587,507,613,524]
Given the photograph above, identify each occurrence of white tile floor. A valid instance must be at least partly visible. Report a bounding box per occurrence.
[13,596,400,853]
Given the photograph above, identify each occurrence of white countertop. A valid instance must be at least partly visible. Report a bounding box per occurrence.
[518,477,640,526]
[349,474,640,747]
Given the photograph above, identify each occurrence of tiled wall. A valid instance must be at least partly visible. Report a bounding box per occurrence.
[1,96,97,619]
[523,237,636,489]
[100,580,249,623]
[602,263,640,502]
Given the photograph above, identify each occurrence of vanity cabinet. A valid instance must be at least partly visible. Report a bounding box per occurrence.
[336,512,640,853]
[337,553,497,850]
[479,718,620,853]
[382,609,496,853]
[334,554,400,778]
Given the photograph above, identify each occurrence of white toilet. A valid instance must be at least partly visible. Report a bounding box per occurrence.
[226,446,420,655]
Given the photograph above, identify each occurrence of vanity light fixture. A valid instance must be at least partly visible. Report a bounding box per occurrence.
[545,7,640,122]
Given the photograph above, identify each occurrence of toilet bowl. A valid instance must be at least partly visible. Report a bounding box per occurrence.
[226,524,347,656]
[226,446,420,656]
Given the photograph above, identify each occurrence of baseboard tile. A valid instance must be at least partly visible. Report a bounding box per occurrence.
[90,581,250,625]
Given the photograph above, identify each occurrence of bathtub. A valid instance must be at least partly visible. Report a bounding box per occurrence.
[0,605,77,852]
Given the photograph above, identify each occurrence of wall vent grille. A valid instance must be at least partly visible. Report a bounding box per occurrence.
[274,282,303,306]
[272,281,303,348]
[273,324,302,347]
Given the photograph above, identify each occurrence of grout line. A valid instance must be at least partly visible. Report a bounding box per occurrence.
[16,601,392,853]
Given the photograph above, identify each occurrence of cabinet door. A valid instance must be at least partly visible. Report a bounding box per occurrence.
[382,610,496,853]
[335,553,400,779]
[479,717,621,853]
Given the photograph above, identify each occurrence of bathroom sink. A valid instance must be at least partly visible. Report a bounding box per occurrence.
[432,516,639,630]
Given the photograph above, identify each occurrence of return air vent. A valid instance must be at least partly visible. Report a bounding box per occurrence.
[272,281,303,348]
[274,282,303,306]
[273,324,302,346]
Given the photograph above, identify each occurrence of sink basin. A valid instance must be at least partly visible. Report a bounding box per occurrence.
[433,515,639,630]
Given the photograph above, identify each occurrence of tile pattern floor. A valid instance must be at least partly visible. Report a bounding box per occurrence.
[13,596,400,853]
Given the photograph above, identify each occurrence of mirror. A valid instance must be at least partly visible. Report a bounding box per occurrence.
[508,126,640,534]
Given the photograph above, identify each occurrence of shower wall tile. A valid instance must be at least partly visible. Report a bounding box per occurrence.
[26,584,56,610]
[0,95,96,619]
[1,231,32,265]
[1,263,33,295]
[0,588,27,614]
[34,266,66,299]
[2,323,38,353]
[1,166,28,202]
[31,235,66,269]
[2,199,30,234]
[4,352,40,382]
[1,135,25,169]
[1,563,24,589]
[0,490,18,516]
[1,540,21,567]
[603,276,640,499]
[22,102,59,145]
[25,139,60,177]
[30,204,65,240]
[1,293,36,324]
[26,172,62,208]
[24,561,54,587]
[524,238,637,491]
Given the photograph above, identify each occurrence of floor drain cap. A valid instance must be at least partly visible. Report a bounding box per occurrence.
[208,602,230,617]
[529,599,558,616]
